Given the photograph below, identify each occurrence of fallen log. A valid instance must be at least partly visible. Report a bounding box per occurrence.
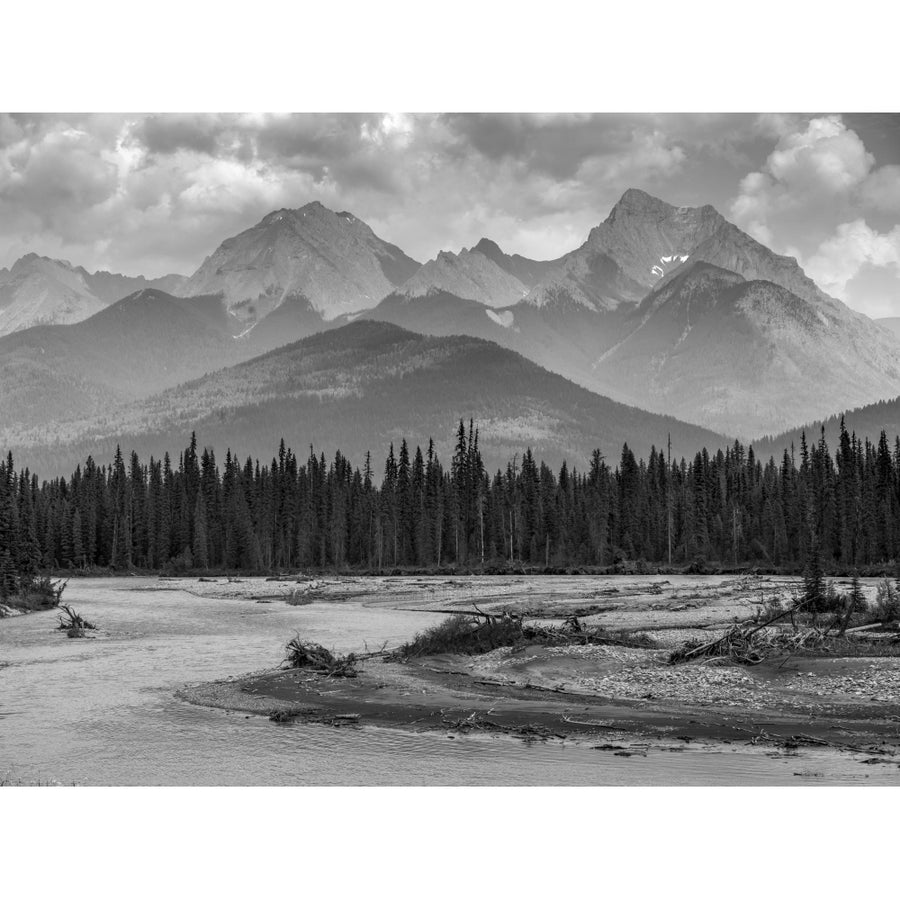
[844,622,883,634]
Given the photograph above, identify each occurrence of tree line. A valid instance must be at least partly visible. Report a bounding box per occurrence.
[2,418,900,586]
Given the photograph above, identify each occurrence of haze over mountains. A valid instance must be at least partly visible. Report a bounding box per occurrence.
[6,320,728,477]
[3,187,900,474]
[0,253,186,336]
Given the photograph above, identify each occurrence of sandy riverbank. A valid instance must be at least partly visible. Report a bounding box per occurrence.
[176,573,900,771]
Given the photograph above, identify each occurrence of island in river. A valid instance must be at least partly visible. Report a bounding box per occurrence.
[179,573,900,775]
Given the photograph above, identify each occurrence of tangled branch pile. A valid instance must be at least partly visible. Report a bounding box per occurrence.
[669,624,766,666]
[57,604,96,638]
[283,637,358,677]
[526,616,656,649]
[756,628,829,653]
[396,611,655,659]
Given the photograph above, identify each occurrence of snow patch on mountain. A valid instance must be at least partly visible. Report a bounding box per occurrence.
[486,309,516,328]
[651,253,690,279]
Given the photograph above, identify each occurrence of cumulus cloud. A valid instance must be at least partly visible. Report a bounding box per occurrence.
[729,115,900,313]
[0,111,897,313]
[805,220,900,300]
[0,112,707,275]
[729,115,879,243]
[730,115,900,241]
[861,164,900,213]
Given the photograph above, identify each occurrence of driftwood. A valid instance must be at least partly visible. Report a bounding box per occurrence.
[844,622,883,634]
[269,708,360,725]
[57,604,96,637]
[669,624,765,665]
[400,607,505,619]
[283,636,358,677]
[670,596,818,665]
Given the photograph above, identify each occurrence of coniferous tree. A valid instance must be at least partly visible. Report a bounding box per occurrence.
[11,421,900,577]
[193,492,209,569]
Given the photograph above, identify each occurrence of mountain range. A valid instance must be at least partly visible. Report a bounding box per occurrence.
[366,189,900,436]
[0,253,186,336]
[3,188,900,474]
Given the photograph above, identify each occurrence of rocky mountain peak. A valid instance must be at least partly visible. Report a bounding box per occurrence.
[10,253,76,274]
[607,187,674,219]
[396,245,530,308]
[179,202,420,322]
[473,237,504,259]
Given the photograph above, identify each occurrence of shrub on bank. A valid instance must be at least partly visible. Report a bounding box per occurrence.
[0,575,66,613]
[873,580,900,622]
[396,614,656,659]
[398,615,525,658]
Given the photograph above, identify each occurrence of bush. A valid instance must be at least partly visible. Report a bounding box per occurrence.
[398,614,525,658]
[686,556,707,575]
[3,575,66,612]
[874,580,900,622]
[396,613,657,659]
[286,587,313,606]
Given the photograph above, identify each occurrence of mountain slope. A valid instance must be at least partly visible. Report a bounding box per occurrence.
[80,268,187,305]
[472,238,560,288]
[365,289,622,392]
[752,395,900,461]
[396,247,531,307]
[0,255,106,335]
[0,254,186,336]
[877,317,900,340]
[658,218,834,307]
[178,203,420,324]
[0,290,245,434]
[6,320,730,477]
[590,261,900,437]
[522,188,723,312]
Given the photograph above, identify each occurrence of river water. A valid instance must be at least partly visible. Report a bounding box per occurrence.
[0,577,893,785]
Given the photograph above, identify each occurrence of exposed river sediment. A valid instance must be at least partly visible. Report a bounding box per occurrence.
[2,576,898,785]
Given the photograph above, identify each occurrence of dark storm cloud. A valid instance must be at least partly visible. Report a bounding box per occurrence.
[442,113,661,179]
[139,114,226,155]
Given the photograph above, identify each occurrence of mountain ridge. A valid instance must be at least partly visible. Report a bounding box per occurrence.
[5,319,731,478]
[0,253,187,336]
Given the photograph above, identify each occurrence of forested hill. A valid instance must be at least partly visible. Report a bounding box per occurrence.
[3,422,900,575]
[6,320,729,477]
[752,396,900,459]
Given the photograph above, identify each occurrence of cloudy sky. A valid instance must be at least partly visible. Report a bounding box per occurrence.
[1,112,898,316]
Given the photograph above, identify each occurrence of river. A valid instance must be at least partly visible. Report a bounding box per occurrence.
[0,577,892,785]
